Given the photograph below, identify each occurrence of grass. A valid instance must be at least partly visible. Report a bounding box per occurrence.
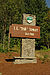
[36,48,50,52]
[36,48,50,63]
[44,54,48,59]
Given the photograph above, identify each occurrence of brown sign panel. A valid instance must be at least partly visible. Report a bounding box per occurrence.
[9,24,40,38]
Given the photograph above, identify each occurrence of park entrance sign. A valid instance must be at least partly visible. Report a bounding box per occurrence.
[9,14,40,64]
[9,24,40,38]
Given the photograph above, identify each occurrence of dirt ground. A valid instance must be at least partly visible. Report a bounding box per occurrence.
[0,52,50,75]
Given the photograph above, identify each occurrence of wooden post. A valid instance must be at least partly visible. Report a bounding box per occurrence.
[8,33,10,50]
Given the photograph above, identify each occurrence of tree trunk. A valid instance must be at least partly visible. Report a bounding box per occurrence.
[48,44,49,49]
[8,33,10,50]
[3,24,6,50]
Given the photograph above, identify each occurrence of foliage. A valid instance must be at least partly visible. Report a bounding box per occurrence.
[44,54,48,59]
[0,0,50,52]
[39,54,49,63]
[40,46,47,50]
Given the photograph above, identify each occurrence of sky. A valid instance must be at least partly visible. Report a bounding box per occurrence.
[46,0,50,8]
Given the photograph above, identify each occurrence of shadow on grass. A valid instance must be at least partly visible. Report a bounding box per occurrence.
[5,59,15,62]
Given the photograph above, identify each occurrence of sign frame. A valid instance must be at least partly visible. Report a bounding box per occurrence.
[9,24,40,39]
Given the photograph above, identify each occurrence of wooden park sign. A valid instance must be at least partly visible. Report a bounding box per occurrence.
[9,24,40,38]
[9,14,40,64]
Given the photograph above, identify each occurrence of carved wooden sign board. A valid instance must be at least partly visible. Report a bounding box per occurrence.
[9,24,40,38]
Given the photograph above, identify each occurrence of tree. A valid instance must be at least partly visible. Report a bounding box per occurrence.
[43,10,50,49]
[24,0,48,49]
[0,0,49,51]
[0,0,25,50]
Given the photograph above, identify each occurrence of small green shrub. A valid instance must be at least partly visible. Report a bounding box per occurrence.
[41,46,47,50]
[44,55,48,59]
[48,48,50,51]
[9,54,12,56]
[0,49,8,53]
[39,57,45,64]
[39,57,43,60]
[0,44,3,52]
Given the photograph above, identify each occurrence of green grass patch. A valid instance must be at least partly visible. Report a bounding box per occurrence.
[44,54,48,59]
[36,48,50,52]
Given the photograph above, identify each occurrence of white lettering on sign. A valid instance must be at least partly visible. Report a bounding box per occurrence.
[16,27,19,30]
[20,27,27,31]
[25,32,29,35]
[14,26,15,30]
[30,33,34,36]
[14,26,38,32]
[34,29,38,31]
[29,28,38,31]
[29,28,35,31]
[14,26,19,30]
[25,32,34,36]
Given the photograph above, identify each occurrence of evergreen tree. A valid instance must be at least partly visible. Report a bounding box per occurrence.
[0,0,49,51]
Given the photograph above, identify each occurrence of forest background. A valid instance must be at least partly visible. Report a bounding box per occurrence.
[0,0,50,53]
